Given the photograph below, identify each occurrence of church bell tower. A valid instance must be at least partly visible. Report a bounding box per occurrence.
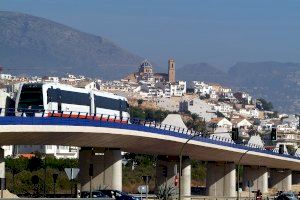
[168,59,175,83]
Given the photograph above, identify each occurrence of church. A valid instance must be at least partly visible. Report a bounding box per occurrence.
[123,59,176,83]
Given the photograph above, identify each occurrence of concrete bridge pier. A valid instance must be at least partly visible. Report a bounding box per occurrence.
[156,155,178,191]
[269,169,292,192]
[292,171,300,185]
[206,161,236,197]
[242,166,268,194]
[0,148,4,194]
[79,147,122,191]
[181,157,191,198]
[155,155,191,197]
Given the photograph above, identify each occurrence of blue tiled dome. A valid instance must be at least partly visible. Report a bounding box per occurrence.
[140,59,152,68]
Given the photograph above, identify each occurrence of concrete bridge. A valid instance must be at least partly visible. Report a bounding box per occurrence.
[0,115,300,197]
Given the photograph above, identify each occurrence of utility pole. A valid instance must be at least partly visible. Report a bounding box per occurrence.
[295,114,300,130]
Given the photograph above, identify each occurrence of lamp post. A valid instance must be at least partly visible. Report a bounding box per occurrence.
[236,145,294,200]
[178,132,202,200]
[43,156,47,197]
[237,149,251,200]
[292,146,300,157]
[236,146,279,200]
[178,130,234,200]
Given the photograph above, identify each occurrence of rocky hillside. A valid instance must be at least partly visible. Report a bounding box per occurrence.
[178,61,300,114]
[228,62,300,113]
[0,11,143,79]
[177,63,229,85]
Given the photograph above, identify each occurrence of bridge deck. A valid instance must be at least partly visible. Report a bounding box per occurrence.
[0,116,299,170]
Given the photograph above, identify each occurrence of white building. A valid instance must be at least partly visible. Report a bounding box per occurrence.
[210,90,218,99]
[209,117,233,131]
[84,82,100,91]
[0,74,12,80]
[191,81,212,95]
[212,103,233,117]
[239,108,260,118]
[282,115,299,130]
[14,145,79,159]
[170,81,186,97]
[79,75,86,80]
[179,98,216,121]
[231,118,252,132]
[1,145,13,157]
[277,124,298,133]
[44,76,59,83]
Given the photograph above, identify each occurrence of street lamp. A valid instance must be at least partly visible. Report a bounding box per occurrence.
[237,149,251,200]
[178,130,234,200]
[294,145,300,155]
[178,132,202,200]
[236,144,294,200]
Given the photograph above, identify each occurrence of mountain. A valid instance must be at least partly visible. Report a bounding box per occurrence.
[228,62,300,114]
[0,11,143,79]
[179,61,300,114]
[177,63,229,84]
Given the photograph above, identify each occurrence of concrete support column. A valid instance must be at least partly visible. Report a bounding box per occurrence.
[269,169,292,192]
[292,171,300,185]
[181,157,191,198]
[206,162,236,197]
[156,156,178,191]
[79,148,122,191]
[105,149,122,191]
[224,162,236,197]
[243,166,268,194]
[0,148,5,197]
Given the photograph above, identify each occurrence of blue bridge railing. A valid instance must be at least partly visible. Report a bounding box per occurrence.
[0,108,300,160]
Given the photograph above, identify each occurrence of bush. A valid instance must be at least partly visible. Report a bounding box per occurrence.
[5,156,78,195]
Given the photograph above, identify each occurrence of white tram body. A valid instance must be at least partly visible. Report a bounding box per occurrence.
[15,83,130,121]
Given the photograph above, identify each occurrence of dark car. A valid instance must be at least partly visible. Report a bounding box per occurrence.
[99,190,140,200]
[80,190,110,198]
[277,192,298,200]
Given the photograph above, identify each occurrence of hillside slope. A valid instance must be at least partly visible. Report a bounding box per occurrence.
[0,11,143,79]
[177,63,229,85]
[178,61,300,113]
[228,62,300,113]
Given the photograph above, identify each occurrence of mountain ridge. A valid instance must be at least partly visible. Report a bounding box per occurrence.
[178,61,300,114]
[0,11,143,79]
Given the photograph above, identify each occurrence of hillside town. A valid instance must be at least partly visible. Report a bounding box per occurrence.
[0,59,299,159]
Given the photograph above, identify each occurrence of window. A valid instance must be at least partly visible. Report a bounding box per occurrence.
[59,146,69,150]
[95,96,128,111]
[18,84,44,110]
[47,88,90,106]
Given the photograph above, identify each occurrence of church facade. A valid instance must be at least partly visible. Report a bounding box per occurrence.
[123,59,176,83]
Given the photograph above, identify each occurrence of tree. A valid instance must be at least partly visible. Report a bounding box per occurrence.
[5,157,29,192]
[130,106,171,122]
[6,157,29,174]
[286,145,295,155]
[5,157,78,195]
[137,99,144,107]
[216,111,225,118]
[191,160,206,185]
[28,156,43,172]
[257,98,273,111]
[186,114,206,132]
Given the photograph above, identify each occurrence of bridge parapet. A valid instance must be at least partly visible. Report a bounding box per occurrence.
[0,108,300,162]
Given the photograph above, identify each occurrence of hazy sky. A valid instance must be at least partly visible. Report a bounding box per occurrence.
[1,0,300,70]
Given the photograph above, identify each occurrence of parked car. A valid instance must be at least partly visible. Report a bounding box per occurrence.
[276,192,298,200]
[80,190,110,198]
[99,190,140,200]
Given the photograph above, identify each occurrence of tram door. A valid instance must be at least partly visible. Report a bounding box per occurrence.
[119,99,123,120]
[48,87,62,112]
[56,89,62,112]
